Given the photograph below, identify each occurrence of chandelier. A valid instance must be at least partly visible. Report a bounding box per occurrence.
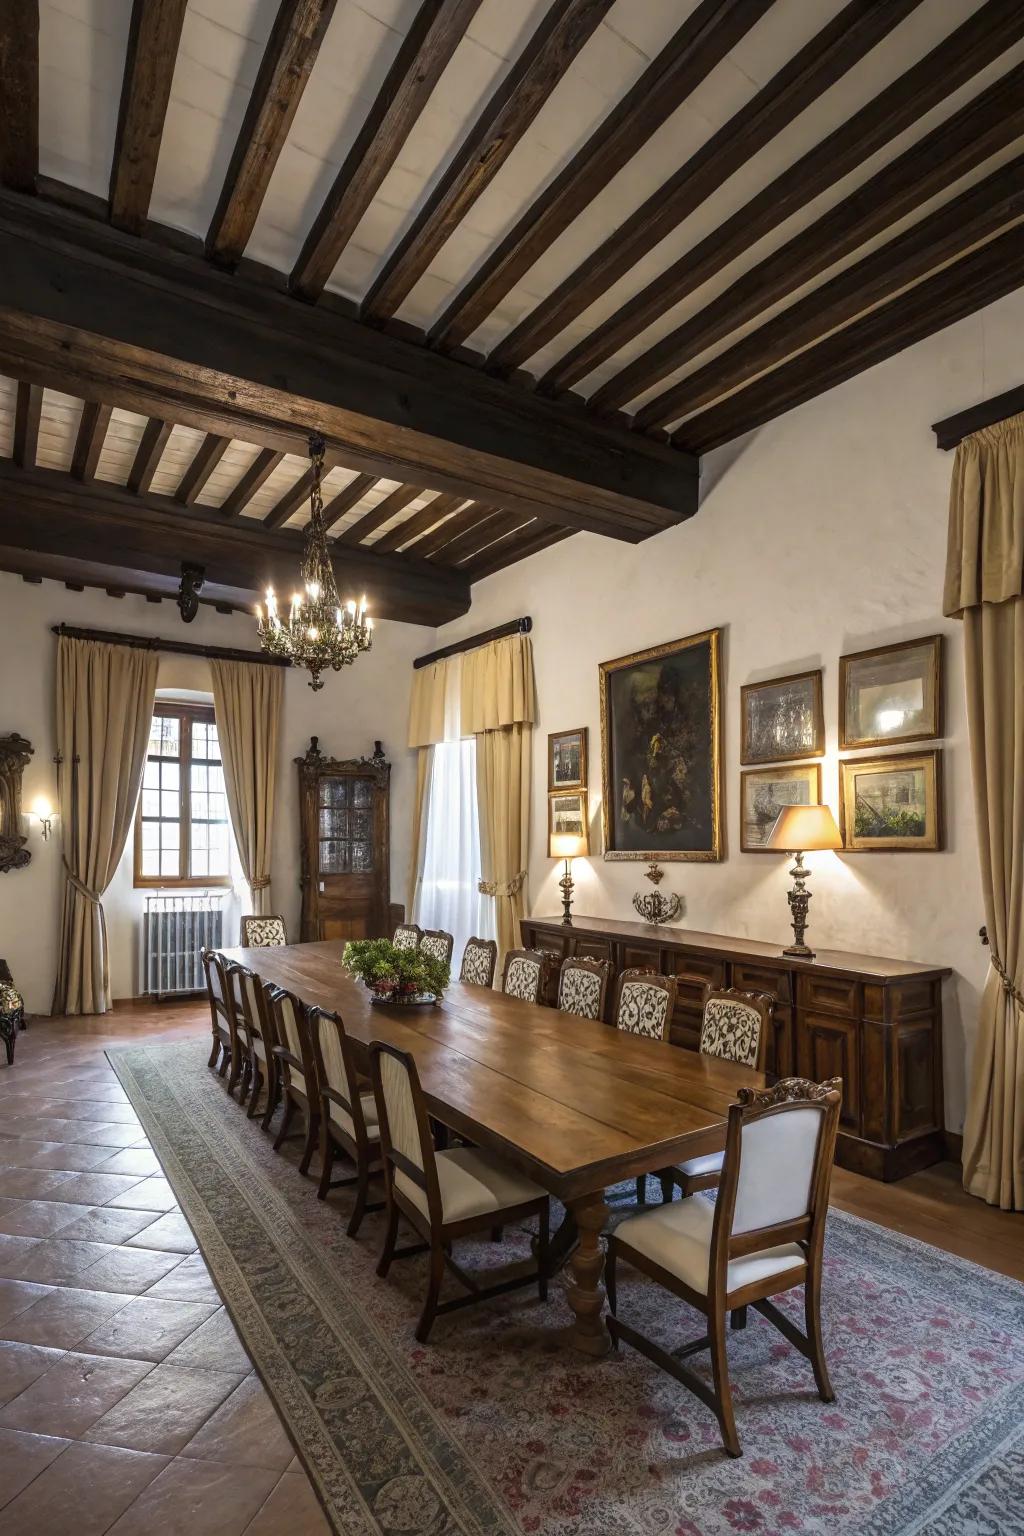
[256,433,372,691]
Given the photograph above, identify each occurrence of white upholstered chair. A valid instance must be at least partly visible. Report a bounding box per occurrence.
[227,964,278,1126]
[240,913,287,947]
[459,937,498,989]
[267,984,320,1177]
[557,955,611,1021]
[201,949,234,1081]
[607,1076,842,1458]
[309,1008,383,1236]
[419,928,454,968]
[370,1040,550,1342]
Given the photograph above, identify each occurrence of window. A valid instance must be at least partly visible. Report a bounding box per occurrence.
[134,705,231,887]
[417,737,493,960]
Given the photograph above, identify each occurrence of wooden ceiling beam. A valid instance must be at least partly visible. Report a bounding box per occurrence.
[336,484,424,546]
[371,492,466,553]
[207,0,338,268]
[427,0,775,353]
[127,417,172,494]
[361,0,613,323]
[0,191,696,537]
[431,508,533,565]
[176,433,230,505]
[462,521,573,580]
[639,157,1024,431]
[108,0,189,234]
[71,401,113,481]
[12,380,42,468]
[0,459,470,626]
[321,473,378,532]
[263,465,315,529]
[490,0,920,376]
[0,0,39,192]
[415,500,501,558]
[550,0,1024,402]
[219,446,284,517]
[290,0,482,301]
[673,222,1024,455]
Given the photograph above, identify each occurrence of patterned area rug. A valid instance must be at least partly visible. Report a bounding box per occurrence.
[109,1040,1024,1536]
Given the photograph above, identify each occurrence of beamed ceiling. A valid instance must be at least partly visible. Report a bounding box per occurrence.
[0,0,1022,623]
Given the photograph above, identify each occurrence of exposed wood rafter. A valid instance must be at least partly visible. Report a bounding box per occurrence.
[0,0,39,193]
[263,465,316,529]
[71,401,112,481]
[413,500,499,558]
[127,417,172,494]
[321,473,378,532]
[219,447,284,517]
[336,484,424,545]
[461,521,572,579]
[432,508,532,565]
[12,380,42,469]
[371,492,466,553]
[108,0,189,234]
[175,433,229,505]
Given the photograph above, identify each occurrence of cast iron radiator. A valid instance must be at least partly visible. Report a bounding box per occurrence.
[141,893,225,998]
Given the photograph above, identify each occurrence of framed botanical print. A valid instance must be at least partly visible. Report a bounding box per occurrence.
[548,727,587,791]
[839,636,942,748]
[839,750,943,852]
[548,790,587,841]
[740,763,822,852]
[599,629,722,862]
[740,669,824,765]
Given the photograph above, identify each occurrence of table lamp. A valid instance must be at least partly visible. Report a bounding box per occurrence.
[550,828,588,926]
[764,804,842,959]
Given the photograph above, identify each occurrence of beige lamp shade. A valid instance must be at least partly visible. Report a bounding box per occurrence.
[765,803,842,853]
[550,829,589,860]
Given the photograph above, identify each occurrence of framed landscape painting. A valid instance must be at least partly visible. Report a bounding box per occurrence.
[548,727,587,791]
[741,763,822,852]
[839,636,942,748]
[741,669,824,764]
[839,750,942,851]
[599,629,722,862]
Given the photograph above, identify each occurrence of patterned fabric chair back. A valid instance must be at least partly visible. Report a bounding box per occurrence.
[613,969,677,1040]
[419,929,454,968]
[557,957,611,1022]
[241,914,287,948]
[502,949,544,1004]
[459,937,497,988]
[393,924,422,951]
[699,986,773,1072]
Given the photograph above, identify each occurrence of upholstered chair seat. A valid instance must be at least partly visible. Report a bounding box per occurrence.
[395,1145,546,1225]
[613,1194,804,1296]
[328,1089,379,1139]
[241,914,287,948]
[459,938,498,988]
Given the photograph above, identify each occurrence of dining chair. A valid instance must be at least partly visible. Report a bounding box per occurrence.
[665,985,775,1200]
[308,1007,384,1236]
[607,1076,843,1458]
[613,968,677,1040]
[240,914,287,947]
[201,949,235,1082]
[458,937,498,989]
[501,949,546,1004]
[227,962,278,1124]
[223,961,254,1104]
[419,929,454,968]
[370,1040,550,1342]
[393,923,422,951]
[557,955,612,1022]
[266,983,320,1176]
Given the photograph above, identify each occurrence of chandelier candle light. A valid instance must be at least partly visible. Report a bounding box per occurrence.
[256,433,372,690]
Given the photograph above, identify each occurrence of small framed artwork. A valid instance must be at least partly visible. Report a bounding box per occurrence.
[741,670,824,765]
[839,636,942,748]
[740,763,823,852]
[548,727,587,791]
[839,750,943,852]
[548,791,588,840]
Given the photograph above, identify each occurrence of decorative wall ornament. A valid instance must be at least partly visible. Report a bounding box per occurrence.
[0,735,33,874]
[177,562,206,623]
[631,862,682,925]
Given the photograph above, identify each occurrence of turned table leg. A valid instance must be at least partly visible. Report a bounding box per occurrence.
[564,1192,611,1357]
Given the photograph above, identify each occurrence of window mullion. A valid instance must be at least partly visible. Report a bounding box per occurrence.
[180,713,191,883]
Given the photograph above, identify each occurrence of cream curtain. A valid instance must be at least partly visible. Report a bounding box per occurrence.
[944,413,1024,1210]
[210,659,283,916]
[53,636,157,1015]
[406,745,434,919]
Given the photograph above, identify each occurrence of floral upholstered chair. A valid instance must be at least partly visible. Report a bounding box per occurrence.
[501,949,546,1004]
[393,924,422,951]
[240,914,287,948]
[459,937,498,989]
[613,969,677,1041]
[557,956,611,1022]
[419,929,454,968]
[0,960,24,1066]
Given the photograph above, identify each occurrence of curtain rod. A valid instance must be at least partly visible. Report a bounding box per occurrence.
[932,382,1024,450]
[413,616,531,670]
[51,624,290,667]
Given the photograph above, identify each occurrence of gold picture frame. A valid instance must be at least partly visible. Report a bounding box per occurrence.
[740,763,823,853]
[599,628,722,862]
[839,635,943,749]
[548,790,588,841]
[548,727,587,792]
[740,669,824,765]
[839,750,943,852]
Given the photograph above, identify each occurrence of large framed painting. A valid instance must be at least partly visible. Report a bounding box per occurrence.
[599,629,722,862]
[740,763,822,852]
[839,636,942,748]
[548,727,587,791]
[839,750,943,852]
[740,669,824,764]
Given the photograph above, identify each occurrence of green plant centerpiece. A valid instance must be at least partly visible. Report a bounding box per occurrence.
[342,937,450,1005]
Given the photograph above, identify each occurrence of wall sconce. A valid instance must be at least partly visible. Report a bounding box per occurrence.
[31,797,55,841]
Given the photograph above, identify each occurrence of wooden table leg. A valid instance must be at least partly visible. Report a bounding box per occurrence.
[564,1192,611,1357]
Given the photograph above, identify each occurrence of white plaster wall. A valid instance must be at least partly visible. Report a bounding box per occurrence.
[0,577,425,1014]
[432,289,1024,1134]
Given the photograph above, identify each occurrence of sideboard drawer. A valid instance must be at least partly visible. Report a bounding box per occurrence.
[797,974,860,1018]
[731,962,791,1003]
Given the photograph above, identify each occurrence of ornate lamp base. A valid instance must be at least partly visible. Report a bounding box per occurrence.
[782,851,815,959]
[558,860,575,926]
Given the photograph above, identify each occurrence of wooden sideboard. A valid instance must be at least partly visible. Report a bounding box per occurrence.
[520,914,951,1182]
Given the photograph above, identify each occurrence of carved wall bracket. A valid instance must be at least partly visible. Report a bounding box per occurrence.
[0,735,33,873]
[631,862,682,925]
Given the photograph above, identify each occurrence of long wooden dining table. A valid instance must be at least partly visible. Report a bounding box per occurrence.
[220,939,767,1354]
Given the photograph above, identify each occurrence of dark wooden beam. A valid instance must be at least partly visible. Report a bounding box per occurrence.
[639,156,1024,431]
[336,484,423,545]
[549,0,1024,401]
[108,0,189,234]
[0,0,39,192]
[220,446,284,517]
[361,0,613,322]
[207,0,338,267]
[933,385,1024,451]
[371,492,465,553]
[462,521,573,580]
[0,460,470,626]
[431,507,532,565]
[490,0,920,376]
[0,190,698,537]
[413,499,498,558]
[12,380,42,468]
[673,222,1024,455]
[263,466,314,529]
[290,0,482,301]
[176,433,229,505]
[427,0,774,353]
[71,401,112,481]
[322,473,378,532]
[127,417,172,494]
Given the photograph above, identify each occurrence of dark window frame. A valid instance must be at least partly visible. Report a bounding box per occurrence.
[133,702,232,889]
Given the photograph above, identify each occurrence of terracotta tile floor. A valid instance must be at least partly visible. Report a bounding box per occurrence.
[0,1006,330,1536]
